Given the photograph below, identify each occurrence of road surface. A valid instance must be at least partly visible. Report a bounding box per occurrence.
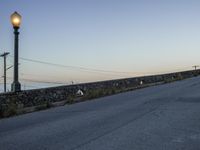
[0,77,200,150]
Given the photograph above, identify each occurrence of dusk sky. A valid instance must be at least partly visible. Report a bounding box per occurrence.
[0,0,200,91]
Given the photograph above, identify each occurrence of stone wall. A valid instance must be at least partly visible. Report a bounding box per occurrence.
[0,70,200,117]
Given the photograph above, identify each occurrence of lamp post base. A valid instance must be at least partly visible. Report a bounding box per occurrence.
[11,82,21,92]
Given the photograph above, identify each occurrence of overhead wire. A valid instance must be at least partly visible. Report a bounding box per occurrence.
[0,76,66,85]
[17,56,136,75]
[2,55,197,92]
[15,56,196,76]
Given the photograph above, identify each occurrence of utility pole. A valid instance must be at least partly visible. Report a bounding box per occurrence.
[0,52,10,92]
[192,65,199,71]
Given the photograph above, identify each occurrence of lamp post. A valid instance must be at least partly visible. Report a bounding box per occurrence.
[10,11,21,92]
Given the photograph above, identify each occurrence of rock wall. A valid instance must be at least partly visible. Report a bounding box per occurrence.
[0,70,199,115]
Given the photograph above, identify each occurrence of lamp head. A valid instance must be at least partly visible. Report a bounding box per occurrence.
[11,11,21,28]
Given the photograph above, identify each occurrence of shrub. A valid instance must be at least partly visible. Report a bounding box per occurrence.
[0,103,17,118]
[67,95,75,104]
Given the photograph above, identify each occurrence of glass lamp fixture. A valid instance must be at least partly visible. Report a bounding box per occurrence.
[10,11,22,28]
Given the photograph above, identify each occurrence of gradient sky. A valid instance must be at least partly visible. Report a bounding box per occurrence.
[0,0,200,91]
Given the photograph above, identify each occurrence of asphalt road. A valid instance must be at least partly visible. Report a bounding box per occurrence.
[1,77,200,150]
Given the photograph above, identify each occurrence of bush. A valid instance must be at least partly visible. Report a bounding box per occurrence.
[177,73,183,80]
[5,103,17,117]
[0,103,17,118]
[83,87,119,100]
[67,95,75,104]
[35,101,51,111]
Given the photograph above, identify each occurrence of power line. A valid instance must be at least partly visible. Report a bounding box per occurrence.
[1,76,66,85]
[8,55,196,79]
[20,73,66,79]
[17,56,136,75]
[19,78,66,85]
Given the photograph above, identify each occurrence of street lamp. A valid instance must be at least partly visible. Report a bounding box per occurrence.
[10,11,21,92]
